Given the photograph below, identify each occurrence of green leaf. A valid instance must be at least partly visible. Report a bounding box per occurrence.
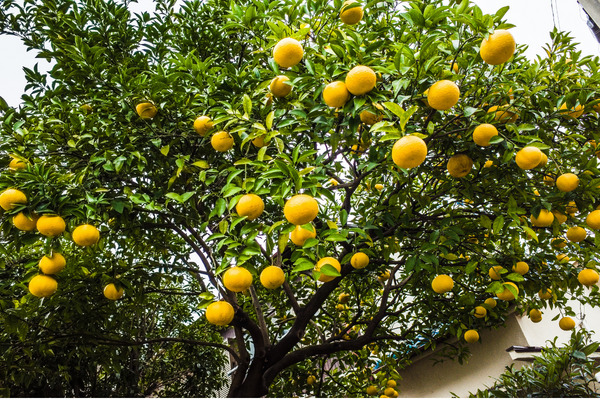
[160,145,170,156]
[319,263,341,277]
[243,94,252,116]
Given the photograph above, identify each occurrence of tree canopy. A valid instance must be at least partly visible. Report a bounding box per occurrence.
[1,0,600,397]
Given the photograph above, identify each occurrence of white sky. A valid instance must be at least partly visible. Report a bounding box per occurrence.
[0,0,598,107]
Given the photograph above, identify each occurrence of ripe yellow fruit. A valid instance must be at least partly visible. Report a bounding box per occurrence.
[72,224,100,246]
[290,224,317,246]
[474,306,487,318]
[484,160,494,168]
[360,104,384,125]
[559,316,575,331]
[315,257,341,282]
[351,252,369,269]
[565,201,578,215]
[0,188,27,211]
[323,81,350,108]
[385,379,396,388]
[338,293,350,304]
[39,253,66,275]
[29,275,58,298]
[378,270,391,282]
[538,288,552,300]
[307,375,316,385]
[366,385,378,396]
[223,266,253,292]
[374,183,384,191]
[472,124,498,146]
[464,329,479,343]
[530,209,554,227]
[345,65,376,96]
[556,173,579,192]
[383,387,395,397]
[489,266,503,280]
[586,210,600,230]
[136,102,157,119]
[559,103,584,119]
[284,194,319,225]
[252,135,266,148]
[484,298,497,308]
[427,80,460,110]
[391,135,427,169]
[12,212,38,231]
[578,269,599,286]
[193,115,213,136]
[235,194,264,221]
[552,237,567,248]
[512,261,529,275]
[447,154,473,178]
[431,274,454,294]
[260,266,285,289]
[273,37,303,68]
[488,105,518,123]
[451,62,459,73]
[543,175,555,186]
[103,283,124,300]
[206,300,235,326]
[480,30,516,65]
[37,215,66,237]
[8,157,26,171]
[556,253,570,264]
[537,153,548,167]
[211,131,234,152]
[340,1,363,25]
[566,226,587,243]
[270,75,292,98]
[529,309,542,323]
[496,282,518,301]
[552,210,567,224]
[515,146,542,170]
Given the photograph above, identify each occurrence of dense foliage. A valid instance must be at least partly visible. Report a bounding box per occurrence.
[1,0,600,397]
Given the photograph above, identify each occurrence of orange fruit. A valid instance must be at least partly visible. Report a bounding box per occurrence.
[252,135,266,148]
[211,131,234,152]
[559,103,584,119]
[222,266,253,292]
[578,269,599,286]
[530,209,554,227]
[427,80,460,110]
[464,329,479,343]
[315,257,341,282]
[556,173,579,192]
[323,81,350,108]
[103,283,124,300]
[484,298,497,308]
[39,253,66,275]
[496,282,518,301]
[0,188,27,211]
[447,154,473,178]
[260,266,285,289]
[360,104,384,125]
[515,146,542,170]
[235,194,265,221]
[386,380,397,388]
[72,224,100,246]
[135,102,157,119]
[12,212,38,231]
[290,224,317,246]
[538,288,552,300]
[273,38,303,68]
[431,274,454,294]
[512,261,529,275]
[345,65,376,96]
[270,75,292,98]
[206,300,235,326]
[284,194,319,225]
[529,309,542,323]
[193,115,213,136]
[474,306,487,318]
[586,210,600,229]
[566,226,587,243]
[29,275,58,298]
[552,210,567,224]
[37,215,66,237]
[8,157,26,171]
[472,124,498,146]
[487,105,518,123]
[366,385,378,396]
[350,252,369,269]
[559,316,575,331]
[488,266,503,280]
[480,30,516,65]
[391,135,427,169]
[340,1,363,25]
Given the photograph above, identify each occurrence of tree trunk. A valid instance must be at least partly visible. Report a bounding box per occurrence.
[228,357,269,398]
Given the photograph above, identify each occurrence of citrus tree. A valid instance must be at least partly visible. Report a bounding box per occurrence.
[1,0,600,397]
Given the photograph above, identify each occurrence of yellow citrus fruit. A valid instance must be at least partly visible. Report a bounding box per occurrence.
[360,104,384,125]
[290,224,316,246]
[206,300,235,326]
[529,309,542,323]
[72,224,100,246]
[374,183,384,191]
[556,173,579,192]
[530,209,554,227]
[512,261,529,275]
[235,194,265,221]
[565,201,578,215]
[538,288,552,300]
[29,275,58,298]
[338,293,350,304]
[340,1,363,25]
[451,62,459,73]
[537,153,548,167]
[323,81,350,108]
[307,375,316,385]
[351,252,369,269]
[345,65,376,96]
[496,282,518,301]
[559,316,575,331]
[566,226,587,242]
[487,105,518,123]
[391,135,427,169]
[484,160,494,168]
[8,157,26,171]
[559,103,584,119]
[447,154,473,178]
[39,253,66,275]
[556,253,570,264]
[472,124,498,146]
[193,115,213,136]
[488,266,503,280]
[211,131,234,152]
[578,269,599,286]
[260,266,285,289]
[383,388,395,397]
[386,380,396,388]
[315,257,341,282]
[273,38,303,68]
[366,385,378,396]
[431,274,454,294]
[378,270,391,282]
[552,237,567,248]
[484,298,497,308]
[37,215,66,237]
[427,80,460,110]
[515,146,542,170]
[136,102,157,119]
[0,188,27,211]
[270,75,292,98]
[480,29,516,65]
[284,194,319,225]
[252,135,266,148]
[103,283,124,300]
[474,306,487,318]
[543,175,555,186]
[12,212,38,231]
[464,329,479,343]
[552,210,567,224]
[586,210,600,229]
[222,266,253,292]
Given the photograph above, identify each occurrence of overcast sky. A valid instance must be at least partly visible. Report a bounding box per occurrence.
[0,0,598,107]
